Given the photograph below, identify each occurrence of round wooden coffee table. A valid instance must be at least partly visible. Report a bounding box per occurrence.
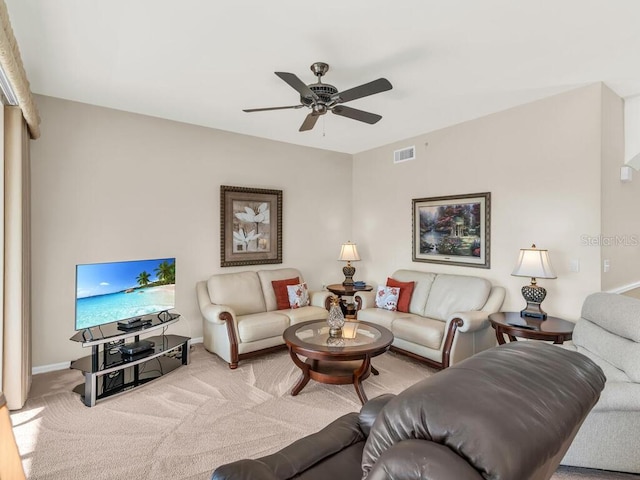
[283,320,393,404]
[489,312,575,345]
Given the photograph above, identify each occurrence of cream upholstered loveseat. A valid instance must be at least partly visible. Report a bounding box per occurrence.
[354,269,505,369]
[561,292,640,474]
[196,268,331,369]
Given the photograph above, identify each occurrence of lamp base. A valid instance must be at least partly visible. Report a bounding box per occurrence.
[342,264,356,286]
[520,284,548,319]
[520,302,547,319]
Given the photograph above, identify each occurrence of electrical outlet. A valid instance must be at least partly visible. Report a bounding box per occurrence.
[603,259,610,273]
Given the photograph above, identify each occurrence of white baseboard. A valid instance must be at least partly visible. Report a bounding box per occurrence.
[32,337,204,375]
[33,361,70,375]
[607,281,640,294]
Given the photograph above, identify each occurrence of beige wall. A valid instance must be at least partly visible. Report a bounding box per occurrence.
[601,85,640,291]
[30,95,352,367]
[31,84,630,368]
[352,84,605,320]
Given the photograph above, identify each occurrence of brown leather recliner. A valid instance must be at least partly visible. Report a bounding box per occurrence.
[211,342,606,480]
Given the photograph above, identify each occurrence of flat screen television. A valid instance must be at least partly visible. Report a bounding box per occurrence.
[75,257,176,331]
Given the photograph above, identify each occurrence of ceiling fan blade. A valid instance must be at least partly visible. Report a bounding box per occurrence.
[331,105,382,124]
[243,105,303,113]
[299,113,319,132]
[332,78,392,104]
[275,72,319,101]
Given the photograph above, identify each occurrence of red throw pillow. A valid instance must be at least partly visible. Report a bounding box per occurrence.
[272,277,300,310]
[386,277,415,313]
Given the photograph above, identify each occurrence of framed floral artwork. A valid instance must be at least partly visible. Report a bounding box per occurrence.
[412,192,490,268]
[220,185,282,267]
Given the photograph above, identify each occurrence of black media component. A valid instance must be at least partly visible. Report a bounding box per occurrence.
[119,340,155,355]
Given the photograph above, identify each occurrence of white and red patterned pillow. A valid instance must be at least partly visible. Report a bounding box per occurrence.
[375,285,400,311]
[287,283,310,309]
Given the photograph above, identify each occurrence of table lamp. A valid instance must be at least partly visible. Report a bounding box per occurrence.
[338,241,360,286]
[511,244,557,319]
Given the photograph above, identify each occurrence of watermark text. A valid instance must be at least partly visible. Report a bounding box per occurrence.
[580,234,639,247]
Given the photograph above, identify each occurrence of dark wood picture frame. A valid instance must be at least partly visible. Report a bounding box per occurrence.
[220,185,282,267]
[412,192,490,268]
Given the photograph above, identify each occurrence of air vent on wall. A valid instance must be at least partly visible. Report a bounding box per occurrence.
[394,146,415,163]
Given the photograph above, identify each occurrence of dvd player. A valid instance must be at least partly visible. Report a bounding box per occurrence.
[117,318,152,330]
[119,340,155,355]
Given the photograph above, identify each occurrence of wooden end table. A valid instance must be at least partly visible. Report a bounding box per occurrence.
[326,283,373,317]
[283,320,393,404]
[489,312,574,345]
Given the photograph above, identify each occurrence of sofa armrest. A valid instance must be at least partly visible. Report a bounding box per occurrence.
[482,286,506,314]
[254,412,365,478]
[589,381,640,412]
[309,290,332,309]
[212,413,365,479]
[196,281,237,326]
[211,459,278,480]
[446,310,491,333]
[365,440,483,480]
[359,394,396,436]
[444,286,505,333]
[354,290,376,310]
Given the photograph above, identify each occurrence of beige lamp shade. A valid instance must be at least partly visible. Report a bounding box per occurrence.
[511,244,557,280]
[338,242,361,262]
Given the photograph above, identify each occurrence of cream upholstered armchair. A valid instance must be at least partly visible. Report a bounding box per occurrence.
[561,292,640,474]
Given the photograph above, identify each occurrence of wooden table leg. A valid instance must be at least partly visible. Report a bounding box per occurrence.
[495,327,519,345]
[371,365,379,376]
[288,348,311,396]
[353,355,371,404]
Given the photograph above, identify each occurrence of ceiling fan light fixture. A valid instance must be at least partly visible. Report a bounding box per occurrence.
[312,104,327,114]
[243,62,393,132]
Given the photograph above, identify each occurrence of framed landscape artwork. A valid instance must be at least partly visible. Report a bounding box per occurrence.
[220,185,282,267]
[412,192,490,268]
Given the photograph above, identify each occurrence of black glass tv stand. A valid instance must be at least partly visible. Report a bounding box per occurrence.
[69,312,190,407]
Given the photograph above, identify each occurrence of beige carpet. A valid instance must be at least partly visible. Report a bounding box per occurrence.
[11,344,639,480]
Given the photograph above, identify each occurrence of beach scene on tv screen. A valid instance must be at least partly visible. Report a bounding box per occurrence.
[76,258,175,329]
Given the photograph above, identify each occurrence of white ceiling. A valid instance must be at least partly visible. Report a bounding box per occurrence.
[5,0,640,154]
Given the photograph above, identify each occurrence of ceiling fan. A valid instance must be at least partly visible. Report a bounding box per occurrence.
[243,62,392,132]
